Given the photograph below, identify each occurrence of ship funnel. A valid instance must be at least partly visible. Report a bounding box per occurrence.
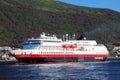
[77,33,86,40]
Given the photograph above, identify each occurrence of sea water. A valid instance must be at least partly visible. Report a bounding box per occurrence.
[0,59,120,80]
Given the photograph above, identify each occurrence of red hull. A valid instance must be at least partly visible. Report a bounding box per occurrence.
[14,53,108,58]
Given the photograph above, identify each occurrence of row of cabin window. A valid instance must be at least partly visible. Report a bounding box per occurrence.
[19,52,74,54]
[40,46,61,48]
[39,46,62,50]
[43,41,61,42]
[40,52,73,54]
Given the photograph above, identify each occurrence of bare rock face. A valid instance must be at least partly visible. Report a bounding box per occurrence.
[0,54,16,61]
[0,47,17,61]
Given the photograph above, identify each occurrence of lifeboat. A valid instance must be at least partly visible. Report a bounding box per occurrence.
[62,44,71,48]
[62,44,77,48]
[70,44,77,48]
[77,47,84,51]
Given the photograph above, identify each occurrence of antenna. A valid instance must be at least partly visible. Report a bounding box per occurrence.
[62,35,65,41]
[66,34,68,41]
[72,34,75,40]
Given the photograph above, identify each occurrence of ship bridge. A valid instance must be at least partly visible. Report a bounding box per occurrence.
[22,32,62,50]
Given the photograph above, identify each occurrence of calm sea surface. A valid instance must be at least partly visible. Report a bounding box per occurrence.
[0,59,120,80]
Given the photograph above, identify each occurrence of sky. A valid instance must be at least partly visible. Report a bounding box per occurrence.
[58,0,120,12]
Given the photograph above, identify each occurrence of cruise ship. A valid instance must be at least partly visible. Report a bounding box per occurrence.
[10,32,109,63]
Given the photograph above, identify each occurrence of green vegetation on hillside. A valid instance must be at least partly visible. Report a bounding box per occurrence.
[0,0,120,47]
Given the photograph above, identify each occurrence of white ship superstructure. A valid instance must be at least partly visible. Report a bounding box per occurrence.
[10,32,109,63]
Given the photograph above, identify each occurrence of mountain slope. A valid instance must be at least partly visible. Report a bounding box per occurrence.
[0,0,120,47]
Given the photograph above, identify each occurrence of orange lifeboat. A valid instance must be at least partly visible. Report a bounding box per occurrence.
[77,47,84,51]
[70,44,77,48]
[62,44,71,48]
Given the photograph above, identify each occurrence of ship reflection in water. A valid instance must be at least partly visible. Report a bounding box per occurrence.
[0,60,120,80]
